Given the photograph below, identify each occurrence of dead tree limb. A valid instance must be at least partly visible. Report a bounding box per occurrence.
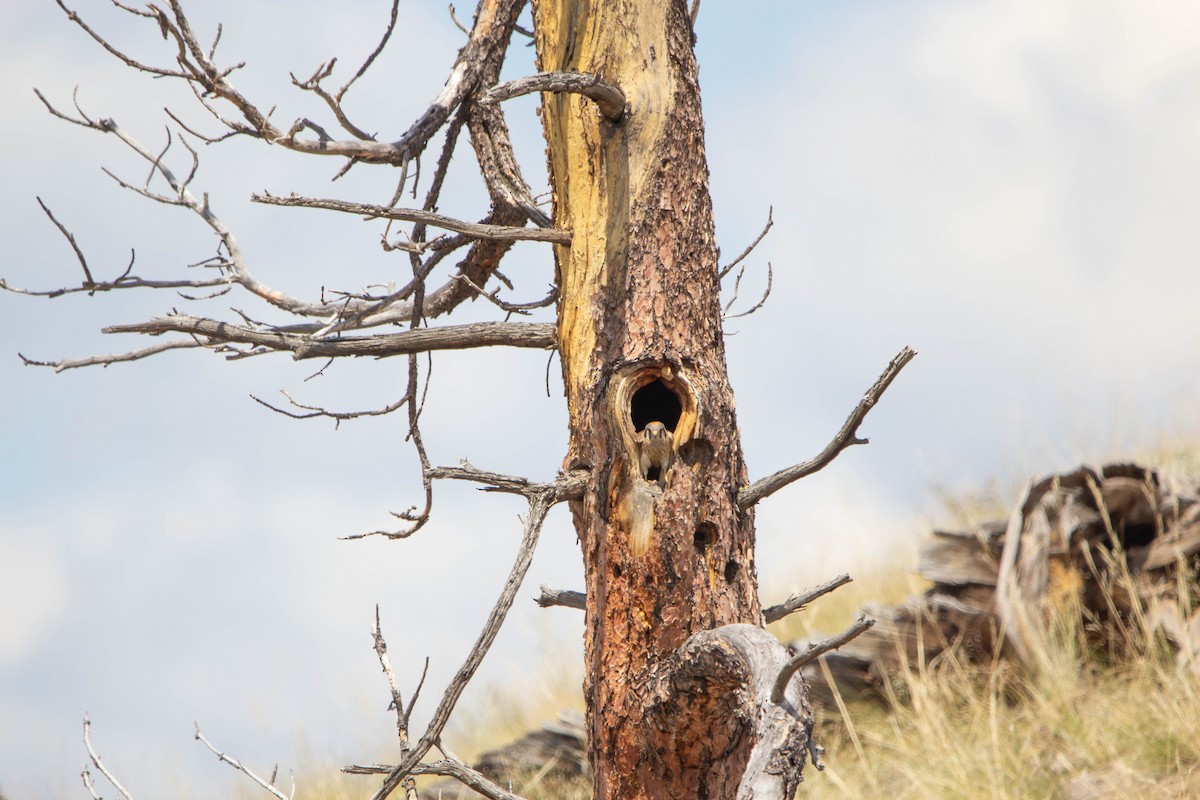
[536,584,587,609]
[194,724,294,800]
[251,194,570,244]
[481,71,627,121]
[770,615,875,704]
[345,758,526,800]
[99,316,555,361]
[82,716,134,800]
[739,347,916,509]
[763,573,852,624]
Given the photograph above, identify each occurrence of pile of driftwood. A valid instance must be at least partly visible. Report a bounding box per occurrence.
[801,462,1200,705]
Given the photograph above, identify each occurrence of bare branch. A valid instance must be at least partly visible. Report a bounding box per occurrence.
[290,0,401,141]
[27,103,358,320]
[719,206,773,280]
[481,71,626,121]
[723,262,772,320]
[739,346,916,509]
[21,339,203,372]
[341,0,400,100]
[763,573,852,624]
[25,88,551,332]
[36,197,94,286]
[386,351,436,537]
[194,724,292,800]
[540,572,853,622]
[55,0,526,172]
[468,82,554,229]
[250,389,409,425]
[447,3,471,35]
[346,757,527,800]
[423,462,587,501]
[252,193,570,244]
[82,715,134,800]
[536,584,586,610]
[102,315,556,361]
[372,606,416,754]
[56,0,190,80]
[770,615,875,704]
[0,273,231,300]
[456,275,558,315]
[368,488,557,800]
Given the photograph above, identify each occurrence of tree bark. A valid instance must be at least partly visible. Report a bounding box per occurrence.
[532,2,807,797]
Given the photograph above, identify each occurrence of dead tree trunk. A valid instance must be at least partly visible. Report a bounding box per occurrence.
[534,2,804,796]
[13,1,915,797]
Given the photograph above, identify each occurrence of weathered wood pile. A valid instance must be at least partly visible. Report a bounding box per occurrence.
[798,462,1200,705]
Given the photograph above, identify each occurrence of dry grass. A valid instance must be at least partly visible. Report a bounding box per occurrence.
[802,608,1200,799]
[796,438,1200,800]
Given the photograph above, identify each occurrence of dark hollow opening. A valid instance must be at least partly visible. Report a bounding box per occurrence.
[723,560,740,582]
[631,379,682,433]
[694,522,717,551]
[1117,522,1157,550]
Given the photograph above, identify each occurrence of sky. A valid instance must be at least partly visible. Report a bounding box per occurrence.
[2,0,1199,797]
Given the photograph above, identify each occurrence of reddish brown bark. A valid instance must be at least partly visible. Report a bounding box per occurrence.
[533,1,768,796]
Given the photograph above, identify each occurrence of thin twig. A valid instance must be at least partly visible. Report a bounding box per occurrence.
[346,758,527,800]
[250,389,409,426]
[194,724,292,800]
[0,273,231,299]
[739,346,916,509]
[455,275,558,315]
[719,207,773,280]
[770,615,875,704]
[82,715,135,800]
[763,573,852,624]
[422,463,586,501]
[21,339,203,372]
[36,197,94,286]
[723,262,772,320]
[372,606,415,750]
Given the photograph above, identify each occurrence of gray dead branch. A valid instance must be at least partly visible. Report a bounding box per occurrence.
[798,461,1200,704]
[422,711,588,799]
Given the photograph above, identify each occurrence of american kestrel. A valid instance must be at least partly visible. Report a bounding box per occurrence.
[638,421,673,484]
